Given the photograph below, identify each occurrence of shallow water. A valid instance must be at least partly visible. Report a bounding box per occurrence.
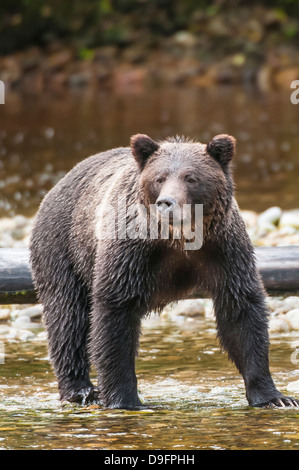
[1,317,299,450]
[0,85,299,217]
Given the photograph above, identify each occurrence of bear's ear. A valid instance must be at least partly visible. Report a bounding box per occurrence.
[206,134,236,168]
[130,134,159,170]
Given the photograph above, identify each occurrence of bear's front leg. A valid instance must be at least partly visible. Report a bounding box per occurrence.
[90,298,143,409]
[215,294,298,407]
[213,245,299,408]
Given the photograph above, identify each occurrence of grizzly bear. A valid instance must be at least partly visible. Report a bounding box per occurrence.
[30,134,298,409]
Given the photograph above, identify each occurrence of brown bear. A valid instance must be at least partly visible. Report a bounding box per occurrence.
[29,133,298,409]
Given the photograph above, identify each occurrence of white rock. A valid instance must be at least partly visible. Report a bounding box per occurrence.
[1,326,36,341]
[256,223,277,237]
[204,299,214,319]
[276,234,299,246]
[18,330,36,341]
[19,305,43,319]
[285,309,299,330]
[11,315,32,328]
[278,226,297,236]
[0,217,16,231]
[258,206,282,227]
[268,316,290,333]
[284,297,299,310]
[246,227,257,242]
[173,31,197,47]
[10,309,21,320]
[35,331,47,341]
[3,327,20,339]
[13,215,28,228]
[162,299,206,318]
[0,325,13,337]
[0,232,14,247]
[241,210,258,229]
[287,380,299,393]
[0,308,10,321]
[280,210,299,229]
[266,298,286,312]
[22,235,31,247]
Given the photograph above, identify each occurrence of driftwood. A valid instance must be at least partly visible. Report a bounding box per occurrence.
[0,247,299,305]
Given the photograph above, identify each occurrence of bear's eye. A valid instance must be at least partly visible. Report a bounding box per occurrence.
[156,177,165,184]
[185,176,197,184]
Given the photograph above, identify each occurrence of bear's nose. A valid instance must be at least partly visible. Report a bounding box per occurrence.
[156,196,176,213]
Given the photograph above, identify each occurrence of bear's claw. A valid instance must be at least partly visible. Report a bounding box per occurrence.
[256,396,299,408]
[65,386,100,406]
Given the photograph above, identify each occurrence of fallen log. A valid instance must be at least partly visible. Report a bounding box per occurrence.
[0,247,299,304]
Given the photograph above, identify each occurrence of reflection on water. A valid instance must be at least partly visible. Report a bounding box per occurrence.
[0,85,299,217]
[1,317,299,450]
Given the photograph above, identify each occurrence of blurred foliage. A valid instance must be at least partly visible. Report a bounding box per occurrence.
[0,0,298,54]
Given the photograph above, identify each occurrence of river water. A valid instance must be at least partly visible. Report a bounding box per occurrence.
[0,84,299,217]
[1,317,299,450]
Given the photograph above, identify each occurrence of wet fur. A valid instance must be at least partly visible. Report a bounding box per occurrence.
[29,135,298,409]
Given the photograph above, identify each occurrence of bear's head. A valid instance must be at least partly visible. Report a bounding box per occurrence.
[130,133,236,223]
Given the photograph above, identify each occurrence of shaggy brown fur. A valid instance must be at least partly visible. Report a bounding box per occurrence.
[30,134,298,409]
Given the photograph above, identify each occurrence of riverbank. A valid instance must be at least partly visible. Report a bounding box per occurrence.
[0,205,299,340]
[1,3,299,95]
[1,36,298,96]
